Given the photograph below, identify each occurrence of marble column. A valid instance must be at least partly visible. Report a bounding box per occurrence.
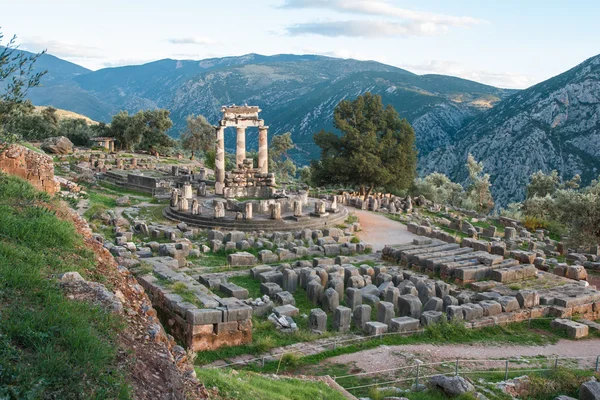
[215,125,225,194]
[258,126,268,174]
[236,127,246,168]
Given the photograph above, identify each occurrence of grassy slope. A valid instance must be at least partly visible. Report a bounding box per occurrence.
[0,173,129,399]
[195,369,346,400]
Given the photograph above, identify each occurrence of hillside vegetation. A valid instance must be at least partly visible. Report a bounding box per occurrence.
[0,174,129,399]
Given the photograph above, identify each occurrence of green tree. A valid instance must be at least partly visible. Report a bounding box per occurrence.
[108,109,174,153]
[0,30,47,143]
[180,114,214,160]
[465,153,494,213]
[269,132,297,181]
[311,92,417,199]
[411,172,466,207]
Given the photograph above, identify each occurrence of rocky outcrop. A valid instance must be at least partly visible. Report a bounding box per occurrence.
[0,144,59,194]
[421,54,600,206]
[41,136,73,154]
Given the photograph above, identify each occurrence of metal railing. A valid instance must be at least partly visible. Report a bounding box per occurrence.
[204,315,591,371]
[335,355,600,392]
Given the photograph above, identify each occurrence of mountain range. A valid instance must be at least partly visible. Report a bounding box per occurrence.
[12,49,600,205]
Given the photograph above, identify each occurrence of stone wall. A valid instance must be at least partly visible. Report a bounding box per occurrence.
[0,144,59,194]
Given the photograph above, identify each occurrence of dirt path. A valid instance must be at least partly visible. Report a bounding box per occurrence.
[354,210,418,251]
[326,339,600,373]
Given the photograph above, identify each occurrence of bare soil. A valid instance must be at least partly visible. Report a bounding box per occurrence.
[354,210,418,251]
[326,339,600,375]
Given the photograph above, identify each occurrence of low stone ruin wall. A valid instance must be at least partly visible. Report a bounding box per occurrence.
[0,144,59,194]
[134,257,253,351]
[404,222,589,282]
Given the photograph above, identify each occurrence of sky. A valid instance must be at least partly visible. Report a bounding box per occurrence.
[4,0,600,89]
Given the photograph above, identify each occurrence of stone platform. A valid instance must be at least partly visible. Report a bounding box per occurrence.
[163,205,349,232]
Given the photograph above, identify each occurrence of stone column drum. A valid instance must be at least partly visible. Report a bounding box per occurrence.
[236,127,246,168]
[215,126,225,194]
[258,126,268,174]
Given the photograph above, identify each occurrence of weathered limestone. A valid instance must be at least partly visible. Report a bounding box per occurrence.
[309,308,327,333]
[550,318,589,339]
[236,127,246,167]
[333,306,351,333]
[352,304,371,330]
[214,201,225,218]
[215,126,225,194]
[282,269,298,293]
[365,321,388,335]
[377,301,395,328]
[390,316,420,333]
[258,126,268,173]
[322,287,340,313]
[345,287,362,310]
[398,295,422,319]
[270,203,282,220]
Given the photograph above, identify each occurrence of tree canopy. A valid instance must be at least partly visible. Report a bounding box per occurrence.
[269,132,296,182]
[310,93,417,198]
[465,153,494,213]
[0,30,47,143]
[180,114,214,160]
[109,109,174,154]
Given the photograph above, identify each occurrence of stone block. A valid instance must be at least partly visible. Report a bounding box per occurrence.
[333,306,351,333]
[420,311,443,326]
[479,300,502,316]
[423,297,443,312]
[260,282,282,296]
[322,287,340,313]
[365,321,388,335]
[258,270,284,285]
[550,318,589,339]
[282,269,298,293]
[309,308,327,333]
[497,296,520,312]
[352,304,371,330]
[219,282,249,299]
[446,305,464,321]
[186,308,222,325]
[398,295,422,319]
[377,301,395,328]
[227,251,257,267]
[516,290,540,308]
[461,303,484,321]
[307,280,324,306]
[442,295,458,311]
[390,316,420,333]
[274,304,300,317]
[274,291,296,306]
[345,287,362,310]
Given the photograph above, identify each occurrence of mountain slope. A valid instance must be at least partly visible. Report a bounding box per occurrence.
[421,54,600,206]
[19,51,512,163]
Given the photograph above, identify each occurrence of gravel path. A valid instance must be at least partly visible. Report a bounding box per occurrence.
[354,210,418,251]
[326,339,600,373]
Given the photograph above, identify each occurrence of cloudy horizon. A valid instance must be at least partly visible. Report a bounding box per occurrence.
[4,0,599,89]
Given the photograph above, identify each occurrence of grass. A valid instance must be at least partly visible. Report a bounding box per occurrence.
[97,180,154,199]
[229,276,262,298]
[195,368,347,400]
[240,319,568,376]
[0,173,129,399]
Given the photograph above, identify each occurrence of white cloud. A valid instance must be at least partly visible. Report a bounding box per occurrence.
[280,0,483,27]
[19,37,104,59]
[287,20,451,38]
[401,60,538,89]
[280,0,484,38]
[168,37,217,45]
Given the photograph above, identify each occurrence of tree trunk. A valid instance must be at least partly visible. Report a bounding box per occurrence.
[363,184,374,202]
[190,150,195,161]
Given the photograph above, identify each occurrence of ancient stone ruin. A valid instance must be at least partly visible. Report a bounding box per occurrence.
[214,105,270,196]
[0,144,59,194]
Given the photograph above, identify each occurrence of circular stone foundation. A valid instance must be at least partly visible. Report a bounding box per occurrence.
[163,195,349,232]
